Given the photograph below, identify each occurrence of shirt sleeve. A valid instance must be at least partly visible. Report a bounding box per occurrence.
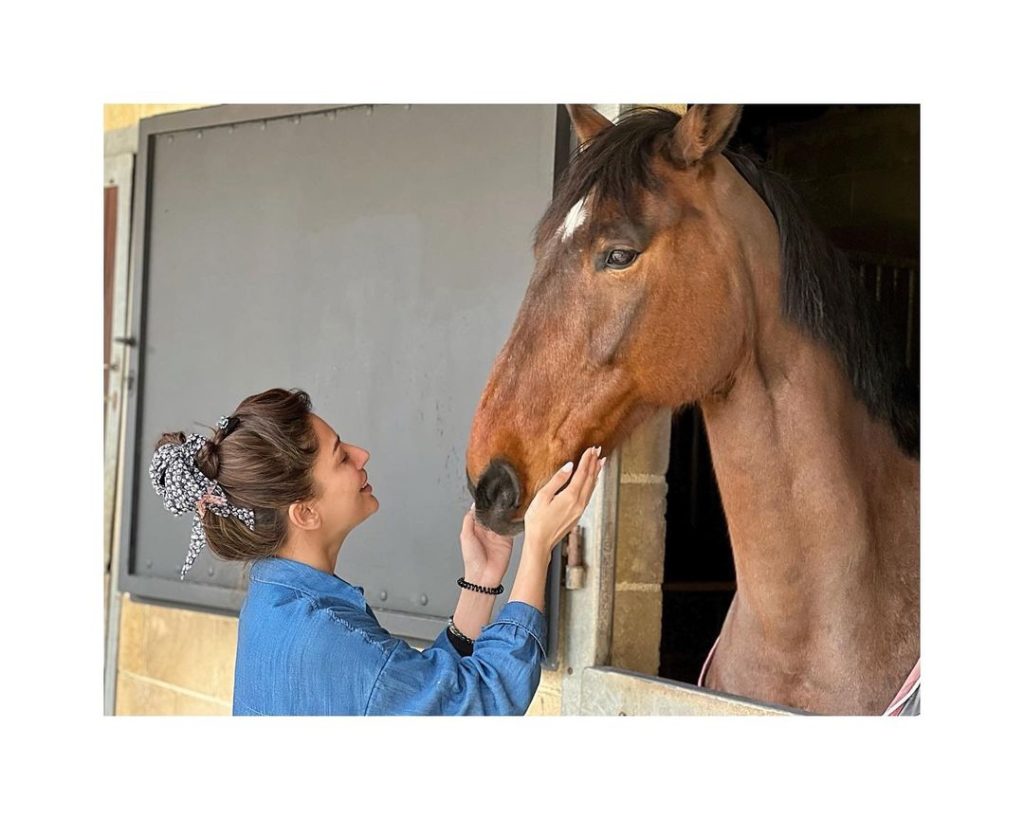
[363,601,547,716]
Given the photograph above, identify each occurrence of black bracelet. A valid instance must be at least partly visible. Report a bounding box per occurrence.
[446,617,475,657]
[457,576,504,595]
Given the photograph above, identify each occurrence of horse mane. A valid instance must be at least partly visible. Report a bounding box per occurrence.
[723,149,919,458]
[539,106,919,458]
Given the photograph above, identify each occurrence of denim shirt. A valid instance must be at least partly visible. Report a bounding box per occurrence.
[232,556,547,716]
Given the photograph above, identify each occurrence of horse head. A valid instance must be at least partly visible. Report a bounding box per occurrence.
[466,104,775,534]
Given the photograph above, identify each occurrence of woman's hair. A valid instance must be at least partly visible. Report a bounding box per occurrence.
[155,388,319,566]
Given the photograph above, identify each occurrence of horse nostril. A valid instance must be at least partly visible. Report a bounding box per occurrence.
[474,459,521,515]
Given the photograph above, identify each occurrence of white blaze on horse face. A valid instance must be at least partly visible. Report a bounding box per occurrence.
[559,197,588,241]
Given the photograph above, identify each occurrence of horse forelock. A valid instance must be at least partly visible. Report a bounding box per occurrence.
[535,107,681,250]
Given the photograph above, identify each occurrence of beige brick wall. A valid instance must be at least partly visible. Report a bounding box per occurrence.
[115,595,236,716]
[611,409,671,675]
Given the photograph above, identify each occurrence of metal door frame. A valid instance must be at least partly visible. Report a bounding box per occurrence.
[103,126,137,715]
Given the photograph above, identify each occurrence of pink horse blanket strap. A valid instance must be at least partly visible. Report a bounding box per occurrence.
[883,659,920,716]
[697,636,720,689]
[697,639,921,716]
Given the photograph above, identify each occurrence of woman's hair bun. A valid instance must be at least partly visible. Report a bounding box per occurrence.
[195,436,221,479]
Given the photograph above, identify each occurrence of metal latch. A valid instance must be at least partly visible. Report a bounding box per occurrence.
[565,525,586,589]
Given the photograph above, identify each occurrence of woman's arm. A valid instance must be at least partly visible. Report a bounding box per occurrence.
[451,446,604,636]
[451,508,513,639]
[362,448,604,715]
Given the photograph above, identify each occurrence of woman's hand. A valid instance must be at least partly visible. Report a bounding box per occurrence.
[460,504,514,587]
[523,446,605,554]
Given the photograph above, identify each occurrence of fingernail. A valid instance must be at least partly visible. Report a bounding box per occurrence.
[470,502,475,511]
[596,445,602,457]
[561,461,574,472]
[600,457,607,468]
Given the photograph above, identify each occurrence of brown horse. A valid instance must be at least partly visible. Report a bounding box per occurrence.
[466,105,919,715]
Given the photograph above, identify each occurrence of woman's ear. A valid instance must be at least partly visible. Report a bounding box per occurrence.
[287,500,321,531]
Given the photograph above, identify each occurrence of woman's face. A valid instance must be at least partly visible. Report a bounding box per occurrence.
[308,413,379,540]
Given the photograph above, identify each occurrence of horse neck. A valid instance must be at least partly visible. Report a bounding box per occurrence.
[699,318,920,687]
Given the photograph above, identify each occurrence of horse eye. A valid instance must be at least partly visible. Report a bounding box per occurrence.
[606,249,639,269]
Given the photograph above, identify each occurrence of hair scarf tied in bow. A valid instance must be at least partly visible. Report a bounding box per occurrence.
[149,430,255,580]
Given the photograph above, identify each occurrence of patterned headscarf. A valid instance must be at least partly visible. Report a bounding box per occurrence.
[149,416,256,579]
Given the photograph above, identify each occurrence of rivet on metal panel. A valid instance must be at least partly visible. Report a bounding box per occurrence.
[419,594,429,606]
[379,590,388,601]
[567,666,574,676]
[196,131,203,139]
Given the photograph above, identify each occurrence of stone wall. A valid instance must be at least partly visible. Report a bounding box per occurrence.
[610,411,670,675]
[115,596,236,715]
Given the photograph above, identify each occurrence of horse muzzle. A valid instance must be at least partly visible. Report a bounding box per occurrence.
[468,459,524,536]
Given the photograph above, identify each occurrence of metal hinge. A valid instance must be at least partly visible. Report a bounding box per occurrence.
[564,525,586,589]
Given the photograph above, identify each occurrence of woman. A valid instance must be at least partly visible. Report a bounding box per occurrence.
[150,387,604,715]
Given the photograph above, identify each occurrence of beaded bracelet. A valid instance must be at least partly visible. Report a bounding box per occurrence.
[447,616,475,657]
[457,576,504,595]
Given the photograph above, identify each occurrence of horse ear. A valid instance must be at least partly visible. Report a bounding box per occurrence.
[566,104,614,146]
[670,104,743,167]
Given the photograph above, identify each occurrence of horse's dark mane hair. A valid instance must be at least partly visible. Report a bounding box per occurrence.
[724,149,918,457]
[540,106,919,458]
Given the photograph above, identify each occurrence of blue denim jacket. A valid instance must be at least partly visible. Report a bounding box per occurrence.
[232,556,547,716]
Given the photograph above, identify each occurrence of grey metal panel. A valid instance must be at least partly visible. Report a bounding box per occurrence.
[578,667,806,716]
[119,104,566,648]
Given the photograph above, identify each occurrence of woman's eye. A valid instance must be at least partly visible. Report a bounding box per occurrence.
[606,249,639,269]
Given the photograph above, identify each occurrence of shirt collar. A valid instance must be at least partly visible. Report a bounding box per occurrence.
[249,556,367,609]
